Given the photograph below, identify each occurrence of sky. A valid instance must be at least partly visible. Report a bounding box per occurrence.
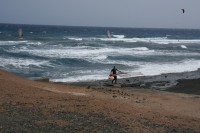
[0,0,200,29]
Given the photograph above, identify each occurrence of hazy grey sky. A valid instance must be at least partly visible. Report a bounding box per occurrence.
[0,0,200,29]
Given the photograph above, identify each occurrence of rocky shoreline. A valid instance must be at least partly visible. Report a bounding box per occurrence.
[77,68,200,94]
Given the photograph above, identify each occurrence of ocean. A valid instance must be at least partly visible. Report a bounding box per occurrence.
[1,23,200,82]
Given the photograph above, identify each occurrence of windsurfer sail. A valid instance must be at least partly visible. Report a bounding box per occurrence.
[107,30,112,38]
[18,28,23,39]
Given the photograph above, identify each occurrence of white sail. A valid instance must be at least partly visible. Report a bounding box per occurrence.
[107,30,112,38]
[18,28,23,39]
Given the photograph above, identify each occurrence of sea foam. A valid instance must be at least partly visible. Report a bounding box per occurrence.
[136,59,200,76]
[0,41,28,45]
[181,45,187,49]
[0,57,49,68]
[112,34,125,39]
[98,37,200,44]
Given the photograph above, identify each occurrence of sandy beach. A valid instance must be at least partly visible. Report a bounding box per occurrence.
[0,69,200,133]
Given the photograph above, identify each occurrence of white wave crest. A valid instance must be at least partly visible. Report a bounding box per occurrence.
[68,37,83,41]
[99,59,200,79]
[0,40,42,46]
[181,45,187,49]
[0,57,49,68]
[112,35,125,39]
[0,41,28,45]
[100,38,137,43]
[51,75,106,82]
[50,69,109,82]
[131,47,149,51]
[26,41,42,45]
[137,59,200,76]
[61,36,200,45]
[10,46,155,64]
[51,59,200,82]
[99,37,200,44]
[11,47,112,61]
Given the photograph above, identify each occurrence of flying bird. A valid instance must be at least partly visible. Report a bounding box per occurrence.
[181,9,185,14]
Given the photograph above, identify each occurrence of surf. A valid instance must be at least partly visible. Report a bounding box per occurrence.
[1,24,200,82]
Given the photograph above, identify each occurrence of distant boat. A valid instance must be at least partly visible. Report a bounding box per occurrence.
[18,28,23,39]
[107,30,112,38]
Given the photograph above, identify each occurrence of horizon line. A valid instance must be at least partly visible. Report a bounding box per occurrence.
[0,22,200,30]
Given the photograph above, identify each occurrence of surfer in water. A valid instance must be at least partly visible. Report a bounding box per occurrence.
[110,66,120,84]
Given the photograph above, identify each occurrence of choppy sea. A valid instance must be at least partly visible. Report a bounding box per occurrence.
[1,24,200,82]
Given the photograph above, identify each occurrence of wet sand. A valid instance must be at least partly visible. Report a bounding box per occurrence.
[0,69,200,133]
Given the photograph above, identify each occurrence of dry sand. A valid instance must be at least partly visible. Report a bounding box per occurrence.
[0,70,200,133]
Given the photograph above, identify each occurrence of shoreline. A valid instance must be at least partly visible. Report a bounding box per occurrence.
[69,68,200,95]
[3,67,200,95]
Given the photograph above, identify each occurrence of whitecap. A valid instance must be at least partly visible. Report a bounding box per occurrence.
[99,37,200,45]
[0,57,49,68]
[100,38,137,43]
[68,37,83,41]
[131,47,149,51]
[12,47,113,59]
[48,59,200,82]
[99,59,200,79]
[51,74,106,82]
[0,40,28,45]
[181,45,187,49]
[92,55,107,60]
[50,69,110,82]
[27,41,42,45]
[135,59,200,76]
[112,34,125,39]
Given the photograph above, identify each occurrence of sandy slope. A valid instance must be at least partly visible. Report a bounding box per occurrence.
[0,70,200,133]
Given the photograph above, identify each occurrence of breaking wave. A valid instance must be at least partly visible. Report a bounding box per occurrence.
[0,41,28,45]
[181,45,187,49]
[1,24,200,82]
[100,37,200,44]
[65,36,200,45]
[0,57,49,68]
[112,34,125,39]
